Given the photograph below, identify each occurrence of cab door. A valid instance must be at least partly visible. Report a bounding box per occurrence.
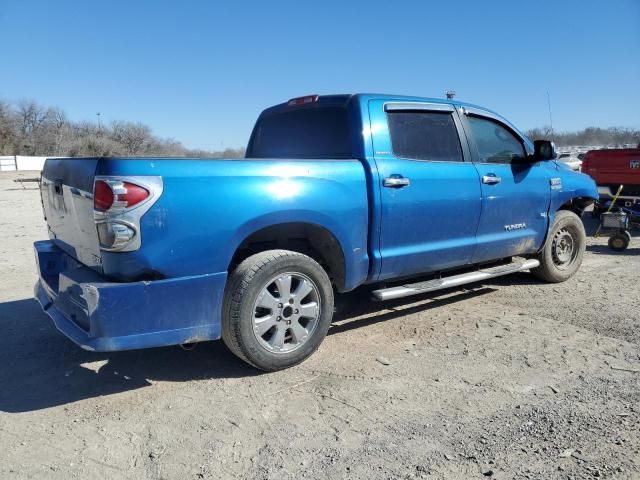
[459,109,551,263]
[370,100,482,281]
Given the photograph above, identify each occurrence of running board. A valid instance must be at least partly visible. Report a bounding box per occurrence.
[371,259,540,301]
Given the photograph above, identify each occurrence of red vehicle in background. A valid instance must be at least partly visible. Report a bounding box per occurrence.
[583,147,640,251]
[582,147,640,209]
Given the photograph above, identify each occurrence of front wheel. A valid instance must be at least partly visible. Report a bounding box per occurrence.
[531,210,586,283]
[222,250,334,371]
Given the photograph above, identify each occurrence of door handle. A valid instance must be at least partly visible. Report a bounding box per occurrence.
[482,174,502,185]
[383,175,410,188]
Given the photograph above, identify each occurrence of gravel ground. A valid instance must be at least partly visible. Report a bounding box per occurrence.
[0,170,639,480]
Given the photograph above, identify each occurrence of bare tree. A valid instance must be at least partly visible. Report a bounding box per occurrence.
[0,101,16,155]
[16,100,49,136]
[110,121,152,155]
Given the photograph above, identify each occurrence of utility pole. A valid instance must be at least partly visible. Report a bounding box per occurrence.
[546,92,554,139]
[96,112,102,132]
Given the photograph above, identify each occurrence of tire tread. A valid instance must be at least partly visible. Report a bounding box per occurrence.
[531,210,586,283]
[222,250,331,371]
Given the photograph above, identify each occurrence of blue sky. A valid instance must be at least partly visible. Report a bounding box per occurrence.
[1,0,639,150]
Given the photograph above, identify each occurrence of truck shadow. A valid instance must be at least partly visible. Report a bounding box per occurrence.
[0,286,495,413]
[0,298,257,413]
[331,286,496,334]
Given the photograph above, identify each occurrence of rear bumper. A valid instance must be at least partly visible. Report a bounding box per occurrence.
[34,240,226,352]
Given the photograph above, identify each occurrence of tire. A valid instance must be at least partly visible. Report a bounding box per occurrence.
[222,250,334,371]
[608,231,631,252]
[531,210,586,283]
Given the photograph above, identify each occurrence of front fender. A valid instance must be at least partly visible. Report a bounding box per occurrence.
[547,168,598,227]
[523,167,598,255]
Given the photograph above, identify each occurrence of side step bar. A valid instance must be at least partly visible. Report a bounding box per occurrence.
[371,259,540,301]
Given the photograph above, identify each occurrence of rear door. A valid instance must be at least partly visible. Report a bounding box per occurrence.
[370,100,482,281]
[459,109,551,263]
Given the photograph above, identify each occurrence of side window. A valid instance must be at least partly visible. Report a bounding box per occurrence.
[467,116,526,164]
[387,111,463,162]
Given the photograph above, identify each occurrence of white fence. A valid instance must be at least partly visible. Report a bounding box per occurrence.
[0,156,60,172]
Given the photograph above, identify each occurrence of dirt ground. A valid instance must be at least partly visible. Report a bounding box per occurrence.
[0,170,639,480]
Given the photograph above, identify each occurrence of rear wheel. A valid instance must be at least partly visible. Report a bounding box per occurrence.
[608,231,631,251]
[531,210,586,283]
[222,250,334,371]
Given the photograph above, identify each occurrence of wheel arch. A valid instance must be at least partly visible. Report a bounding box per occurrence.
[556,196,595,217]
[537,197,592,254]
[228,221,348,292]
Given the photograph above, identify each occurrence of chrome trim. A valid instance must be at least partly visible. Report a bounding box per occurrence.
[383,176,411,188]
[371,259,540,301]
[482,175,502,185]
[40,178,101,269]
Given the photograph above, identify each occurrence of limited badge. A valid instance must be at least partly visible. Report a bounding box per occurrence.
[550,178,562,190]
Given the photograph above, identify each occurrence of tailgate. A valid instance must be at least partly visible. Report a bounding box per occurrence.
[41,158,102,270]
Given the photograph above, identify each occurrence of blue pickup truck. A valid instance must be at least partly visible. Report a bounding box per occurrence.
[34,93,598,371]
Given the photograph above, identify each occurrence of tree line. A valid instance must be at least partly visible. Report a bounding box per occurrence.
[524,126,640,148]
[0,99,245,158]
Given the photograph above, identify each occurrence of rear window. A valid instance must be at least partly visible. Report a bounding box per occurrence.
[247,107,352,159]
[387,111,463,162]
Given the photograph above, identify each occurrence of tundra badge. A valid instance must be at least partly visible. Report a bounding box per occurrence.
[504,223,526,231]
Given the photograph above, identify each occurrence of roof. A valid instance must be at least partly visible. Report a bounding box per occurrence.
[263,93,507,124]
[258,93,531,145]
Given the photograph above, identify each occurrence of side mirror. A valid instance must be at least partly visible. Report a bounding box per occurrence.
[533,140,556,161]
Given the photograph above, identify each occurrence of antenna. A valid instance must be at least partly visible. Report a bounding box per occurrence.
[546,92,554,139]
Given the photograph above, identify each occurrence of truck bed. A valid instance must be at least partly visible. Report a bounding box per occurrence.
[42,157,371,284]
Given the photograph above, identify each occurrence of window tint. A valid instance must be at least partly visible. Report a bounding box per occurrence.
[247,107,352,159]
[387,111,463,162]
[467,116,525,164]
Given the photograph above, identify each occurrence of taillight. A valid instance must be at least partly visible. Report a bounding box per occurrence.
[118,183,149,207]
[94,180,114,211]
[92,176,163,252]
[94,180,150,212]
